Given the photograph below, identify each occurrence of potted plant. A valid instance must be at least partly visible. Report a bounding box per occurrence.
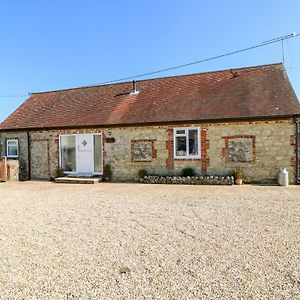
[233,168,244,185]
[103,164,112,182]
[55,167,65,178]
[138,169,148,182]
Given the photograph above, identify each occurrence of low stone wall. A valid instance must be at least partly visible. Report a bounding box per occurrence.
[143,175,234,185]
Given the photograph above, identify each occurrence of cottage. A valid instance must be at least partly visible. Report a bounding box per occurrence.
[1,63,300,183]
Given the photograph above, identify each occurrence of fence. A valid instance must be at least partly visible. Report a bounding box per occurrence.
[0,157,19,182]
[0,157,7,181]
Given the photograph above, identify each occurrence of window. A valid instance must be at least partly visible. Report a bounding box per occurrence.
[93,134,103,172]
[174,128,201,158]
[60,135,76,172]
[6,139,19,158]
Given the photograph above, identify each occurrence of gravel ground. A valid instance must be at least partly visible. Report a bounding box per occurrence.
[0,182,300,299]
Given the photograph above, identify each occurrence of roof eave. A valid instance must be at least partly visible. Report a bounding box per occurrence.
[0,114,299,132]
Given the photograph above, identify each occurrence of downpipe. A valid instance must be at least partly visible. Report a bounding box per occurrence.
[294,117,299,184]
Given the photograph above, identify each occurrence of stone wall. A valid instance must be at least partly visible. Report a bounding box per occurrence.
[0,118,296,183]
[105,128,167,181]
[208,120,295,183]
[0,131,29,180]
[29,132,61,179]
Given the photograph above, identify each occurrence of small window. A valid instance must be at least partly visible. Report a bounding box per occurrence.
[174,128,201,158]
[6,139,19,158]
[175,129,185,135]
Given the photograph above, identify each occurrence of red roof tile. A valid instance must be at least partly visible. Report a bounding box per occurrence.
[1,63,299,130]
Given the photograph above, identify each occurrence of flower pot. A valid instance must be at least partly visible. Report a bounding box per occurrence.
[104,177,110,182]
[139,178,144,183]
[235,178,243,185]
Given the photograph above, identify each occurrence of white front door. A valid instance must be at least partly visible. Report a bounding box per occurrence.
[76,134,94,173]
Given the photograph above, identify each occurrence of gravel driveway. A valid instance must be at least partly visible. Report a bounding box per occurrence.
[0,182,299,299]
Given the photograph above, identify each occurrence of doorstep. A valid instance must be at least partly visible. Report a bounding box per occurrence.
[67,172,100,178]
[54,177,100,184]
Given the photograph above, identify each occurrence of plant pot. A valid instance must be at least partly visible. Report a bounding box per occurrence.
[104,177,110,182]
[235,178,243,185]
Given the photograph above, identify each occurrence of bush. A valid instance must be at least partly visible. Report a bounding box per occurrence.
[233,168,244,179]
[138,169,148,179]
[181,167,195,177]
[103,164,112,179]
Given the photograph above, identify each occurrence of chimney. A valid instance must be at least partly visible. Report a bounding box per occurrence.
[130,80,139,95]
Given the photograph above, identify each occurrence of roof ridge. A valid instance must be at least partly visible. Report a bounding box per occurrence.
[32,62,283,95]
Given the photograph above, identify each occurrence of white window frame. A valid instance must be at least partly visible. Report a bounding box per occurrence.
[6,139,19,158]
[173,127,201,159]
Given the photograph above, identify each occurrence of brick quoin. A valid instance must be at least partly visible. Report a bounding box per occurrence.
[201,128,209,174]
[55,138,59,167]
[166,128,174,174]
[102,133,107,164]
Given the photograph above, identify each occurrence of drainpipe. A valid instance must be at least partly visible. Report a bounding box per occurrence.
[27,131,31,180]
[294,117,299,184]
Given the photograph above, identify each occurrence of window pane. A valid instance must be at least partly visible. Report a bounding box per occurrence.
[176,129,185,135]
[8,145,18,156]
[188,129,198,155]
[176,136,187,156]
[61,136,76,172]
[93,135,102,173]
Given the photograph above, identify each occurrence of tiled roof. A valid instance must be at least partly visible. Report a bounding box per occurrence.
[1,63,299,130]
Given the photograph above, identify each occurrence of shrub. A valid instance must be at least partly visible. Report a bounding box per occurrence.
[103,164,112,179]
[233,168,244,179]
[181,167,195,177]
[138,169,148,179]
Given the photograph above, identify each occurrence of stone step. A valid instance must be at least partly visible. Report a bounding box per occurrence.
[67,173,97,178]
[54,177,100,184]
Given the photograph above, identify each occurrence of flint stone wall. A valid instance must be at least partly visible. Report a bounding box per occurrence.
[228,138,253,162]
[0,118,296,183]
[0,131,29,180]
[132,141,153,162]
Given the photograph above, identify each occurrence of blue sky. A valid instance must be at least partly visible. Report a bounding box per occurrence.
[0,1,299,122]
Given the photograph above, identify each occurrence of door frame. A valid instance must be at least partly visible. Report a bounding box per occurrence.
[59,133,103,175]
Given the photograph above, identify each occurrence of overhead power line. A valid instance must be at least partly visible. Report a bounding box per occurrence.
[88,32,299,87]
[0,32,299,97]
